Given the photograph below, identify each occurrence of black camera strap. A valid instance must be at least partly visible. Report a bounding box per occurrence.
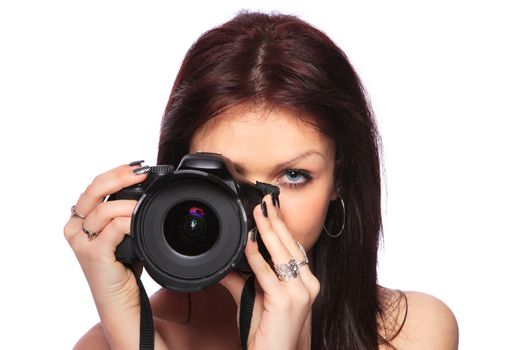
[131,269,256,350]
[131,268,154,350]
[239,274,256,350]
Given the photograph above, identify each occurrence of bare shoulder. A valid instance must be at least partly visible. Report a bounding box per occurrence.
[73,318,172,350]
[379,289,459,350]
[73,323,110,350]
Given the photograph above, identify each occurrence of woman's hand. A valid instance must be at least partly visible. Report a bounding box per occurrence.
[64,162,165,349]
[220,194,320,350]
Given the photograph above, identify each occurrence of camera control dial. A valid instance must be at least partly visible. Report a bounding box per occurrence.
[149,164,175,175]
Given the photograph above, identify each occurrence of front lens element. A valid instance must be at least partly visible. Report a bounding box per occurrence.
[164,200,219,256]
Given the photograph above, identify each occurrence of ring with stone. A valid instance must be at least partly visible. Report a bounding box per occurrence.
[81,222,99,241]
[274,258,299,282]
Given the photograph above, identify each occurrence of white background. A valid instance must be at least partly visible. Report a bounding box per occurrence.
[1,1,523,349]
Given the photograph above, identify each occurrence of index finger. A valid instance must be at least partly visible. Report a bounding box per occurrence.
[72,163,147,220]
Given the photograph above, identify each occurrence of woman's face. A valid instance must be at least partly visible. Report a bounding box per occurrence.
[189,105,337,252]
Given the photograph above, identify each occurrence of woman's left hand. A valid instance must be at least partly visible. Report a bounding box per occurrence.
[220,194,320,350]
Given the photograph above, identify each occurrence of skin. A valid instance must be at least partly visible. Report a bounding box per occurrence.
[66,105,459,349]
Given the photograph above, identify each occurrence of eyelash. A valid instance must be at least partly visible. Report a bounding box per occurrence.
[278,169,313,189]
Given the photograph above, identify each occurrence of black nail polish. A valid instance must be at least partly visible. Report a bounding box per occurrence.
[250,227,258,242]
[271,191,280,208]
[133,165,150,175]
[129,160,144,166]
[261,200,268,217]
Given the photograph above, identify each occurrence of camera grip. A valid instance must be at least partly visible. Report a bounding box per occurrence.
[115,235,140,264]
[107,184,145,201]
[109,185,143,264]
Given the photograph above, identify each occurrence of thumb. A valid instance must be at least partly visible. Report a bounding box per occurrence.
[219,271,248,305]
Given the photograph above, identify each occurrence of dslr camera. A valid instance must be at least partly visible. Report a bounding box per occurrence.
[111,152,275,292]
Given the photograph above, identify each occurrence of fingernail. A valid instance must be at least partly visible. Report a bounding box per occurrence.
[133,165,150,175]
[271,191,280,208]
[249,227,258,242]
[261,200,268,217]
[129,160,145,166]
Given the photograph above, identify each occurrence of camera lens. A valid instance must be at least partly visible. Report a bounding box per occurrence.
[133,175,250,291]
[164,200,219,256]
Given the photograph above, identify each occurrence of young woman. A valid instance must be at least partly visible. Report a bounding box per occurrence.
[64,11,458,349]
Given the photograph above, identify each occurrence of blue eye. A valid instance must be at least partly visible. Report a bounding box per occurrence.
[279,169,313,188]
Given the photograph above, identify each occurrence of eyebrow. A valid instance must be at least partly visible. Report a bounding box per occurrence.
[233,150,325,173]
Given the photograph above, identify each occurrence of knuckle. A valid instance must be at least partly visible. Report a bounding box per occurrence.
[84,182,99,198]
[310,278,321,298]
[63,221,77,241]
[93,174,104,187]
[85,173,108,198]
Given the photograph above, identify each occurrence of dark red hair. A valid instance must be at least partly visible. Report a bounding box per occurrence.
[158,11,404,349]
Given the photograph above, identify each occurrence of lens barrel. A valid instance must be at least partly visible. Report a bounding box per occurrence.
[131,172,248,291]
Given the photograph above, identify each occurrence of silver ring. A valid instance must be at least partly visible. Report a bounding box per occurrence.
[70,205,86,219]
[274,258,299,282]
[81,222,99,240]
[296,241,309,268]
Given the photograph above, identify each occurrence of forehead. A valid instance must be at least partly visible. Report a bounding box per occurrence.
[189,106,334,167]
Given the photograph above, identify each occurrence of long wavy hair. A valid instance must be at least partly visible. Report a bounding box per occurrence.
[157,11,404,349]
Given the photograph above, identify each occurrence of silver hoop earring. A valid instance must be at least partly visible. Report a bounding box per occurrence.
[323,197,346,238]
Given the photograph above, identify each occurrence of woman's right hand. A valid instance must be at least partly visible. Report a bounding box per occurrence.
[64,162,163,349]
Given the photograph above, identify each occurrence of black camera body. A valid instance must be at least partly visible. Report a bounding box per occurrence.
[111,152,272,292]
